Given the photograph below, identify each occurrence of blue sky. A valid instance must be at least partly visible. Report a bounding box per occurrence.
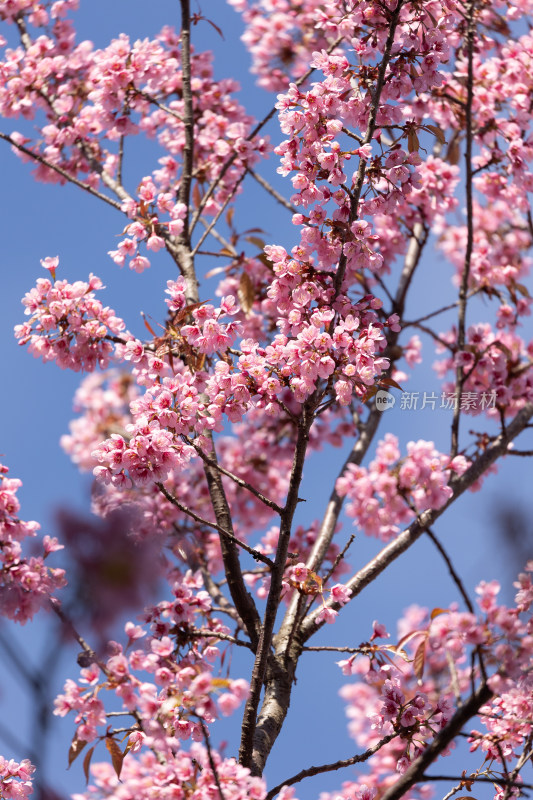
[0,2,531,798]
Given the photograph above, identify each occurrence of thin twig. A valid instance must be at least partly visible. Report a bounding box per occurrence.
[302,645,366,653]
[156,482,274,567]
[0,132,122,211]
[197,717,228,800]
[191,170,246,257]
[184,436,282,514]
[266,734,396,800]
[189,37,343,234]
[425,528,475,613]
[333,1,405,295]
[187,628,254,649]
[422,775,533,790]
[246,167,299,214]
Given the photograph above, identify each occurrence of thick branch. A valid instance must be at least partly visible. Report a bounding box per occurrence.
[451,0,476,456]
[178,0,195,235]
[203,459,262,648]
[239,408,314,772]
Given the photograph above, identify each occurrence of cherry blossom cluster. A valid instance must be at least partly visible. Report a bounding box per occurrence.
[4,0,533,798]
[0,462,65,624]
[0,755,35,800]
[74,745,267,800]
[60,371,139,471]
[54,569,249,759]
[336,434,469,541]
[438,200,532,306]
[334,566,533,795]
[0,17,268,270]
[14,261,126,372]
[90,279,392,489]
[264,244,392,403]
[247,520,350,604]
[61,374,293,548]
[231,0,459,93]
[435,323,533,418]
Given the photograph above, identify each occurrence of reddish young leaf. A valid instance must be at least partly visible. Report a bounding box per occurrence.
[413,639,427,681]
[238,272,255,315]
[379,376,405,392]
[82,746,96,785]
[68,735,88,768]
[396,629,427,650]
[105,736,125,780]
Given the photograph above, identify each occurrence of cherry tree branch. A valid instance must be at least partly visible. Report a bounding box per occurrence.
[451,0,476,457]
[156,482,274,567]
[422,775,533,790]
[199,567,244,627]
[187,629,254,650]
[0,132,122,211]
[265,733,396,800]
[425,528,475,613]
[178,0,194,232]
[379,682,493,800]
[184,436,283,513]
[191,170,246,257]
[239,405,316,773]
[301,401,533,638]
[333,0,405,294]
[394,223,429,314]
[246,167,299,214]
[189,37,342,234]
[278,406,381,641]
[196,716,228,800]
[166,0,262,650]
